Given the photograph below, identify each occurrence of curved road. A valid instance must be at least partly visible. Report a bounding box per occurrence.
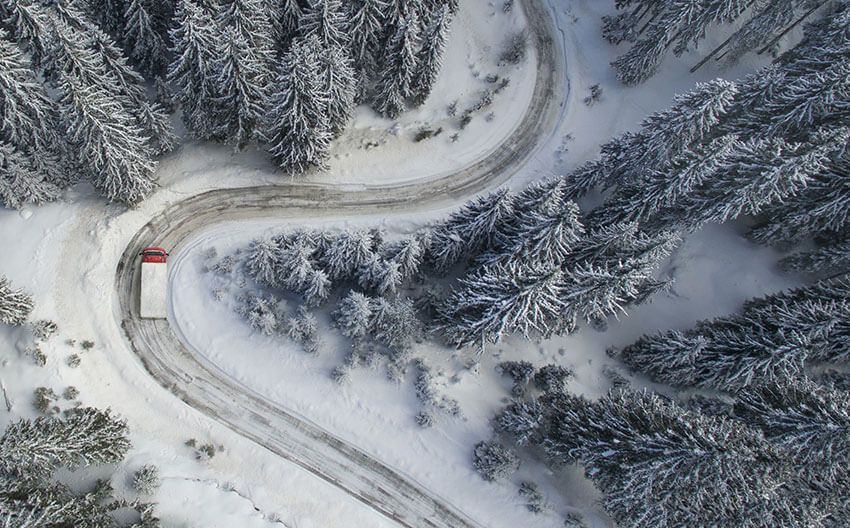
[116,1,566,526]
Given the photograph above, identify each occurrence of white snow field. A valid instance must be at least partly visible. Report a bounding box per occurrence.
[0,0,803,527]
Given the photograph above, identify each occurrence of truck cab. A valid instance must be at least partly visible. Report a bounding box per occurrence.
[141,247,168,263]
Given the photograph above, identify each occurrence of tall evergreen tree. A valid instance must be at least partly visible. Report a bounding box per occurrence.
[168,0,226,140]
[122,0,172,76]
[347,0,388,73]
[374,14,419,118]
[317,43,357,137]
[300,0,349,50]
[215,27,269,148]
[437,263,565,349]
[58,72,156,204]
[410,4,451,106]
[543,389,798,527]
[620,278,850,390]
[261,36,332,173]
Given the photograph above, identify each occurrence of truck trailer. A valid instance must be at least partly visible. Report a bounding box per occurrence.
[140,247,168,319]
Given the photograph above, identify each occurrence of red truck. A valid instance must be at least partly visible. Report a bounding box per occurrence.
[140,247,168,319]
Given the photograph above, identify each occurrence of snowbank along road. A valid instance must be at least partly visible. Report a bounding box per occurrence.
[115,1,566,526]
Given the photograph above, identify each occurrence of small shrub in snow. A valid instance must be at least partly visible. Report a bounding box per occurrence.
[211,255,237,274]
[331,365,350,384]
[81,340,95,351]
[31,320,58,341]
[499,360,535,396]
[459,113,472,129]
[27,346,47,366]
[563,511,588,527]
[185,438,197,448]
[533,364,574,393]
[285,306,320,354]
[240,294,279,336]
[503,0,514,12]
[212,288,226,301]
[447,100,458,117]
[67,354,81,368]
[133,464,161,494]
[602,365,629,389]
[473,440,519,481]
[583,84,603,106]
[499,31,528,65]
[196,443,216,462]
[416,410,434,428]
[414,127,442,142]
[334,291,374,339]
[496,399,543,446]
[34,387,58,413]
[63,386,79,400]
[494,78,510,94]
[519,481,547,513]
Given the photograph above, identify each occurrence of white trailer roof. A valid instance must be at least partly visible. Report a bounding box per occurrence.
[140,262,168,319]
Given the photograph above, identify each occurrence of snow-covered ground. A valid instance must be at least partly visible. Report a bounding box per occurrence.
[0,0,807,526]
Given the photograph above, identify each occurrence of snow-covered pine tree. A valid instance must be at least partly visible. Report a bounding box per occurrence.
[472,440,519,481]
[278,239,317,291]
[437,263,565,349]
[427,188,515,271]
[496,399,542,446]
[747,130,849,245]
[168,0,226,140]
[0,275,33,325]
[544,389,796,527]
[0,32,67,190]
[316,43,357,137]
[588,135,740,228]
[658,136,827,232]
[122,0,172,77]
[321,230,374,280]
[300,0,349,50]
[493,200,584,268]
[334,290,374,338]
[261,35,332,173]
[410,4,450,107]
[303,268,331,306]
[611,0,776,85]
[218,0,276,65]
[0,141,61,209]
[0,407,130,479]
[374,258,403,295]
[374,14,419,118]
[780,238,850,273]
[214,27,269,148]
[57,72,156,204]
[564,80,738,200]
[54,2,176,155]
[245,238,280,286]
[382,235,425,280]
[619,278,850,390]
[617,79,738,187]
[347,0,388,74]
[373,296,423,351]
[240,294,279,335]
[736,378,850,485]
[278,0,305,39]
[560,228,679,324]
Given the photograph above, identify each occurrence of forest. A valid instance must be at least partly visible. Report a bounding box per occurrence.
[0,0,848,526]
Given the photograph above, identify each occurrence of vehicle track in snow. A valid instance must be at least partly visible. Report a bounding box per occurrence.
[116,1,566,526]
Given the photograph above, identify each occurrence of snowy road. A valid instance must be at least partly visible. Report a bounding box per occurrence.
[115,1,566,526]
